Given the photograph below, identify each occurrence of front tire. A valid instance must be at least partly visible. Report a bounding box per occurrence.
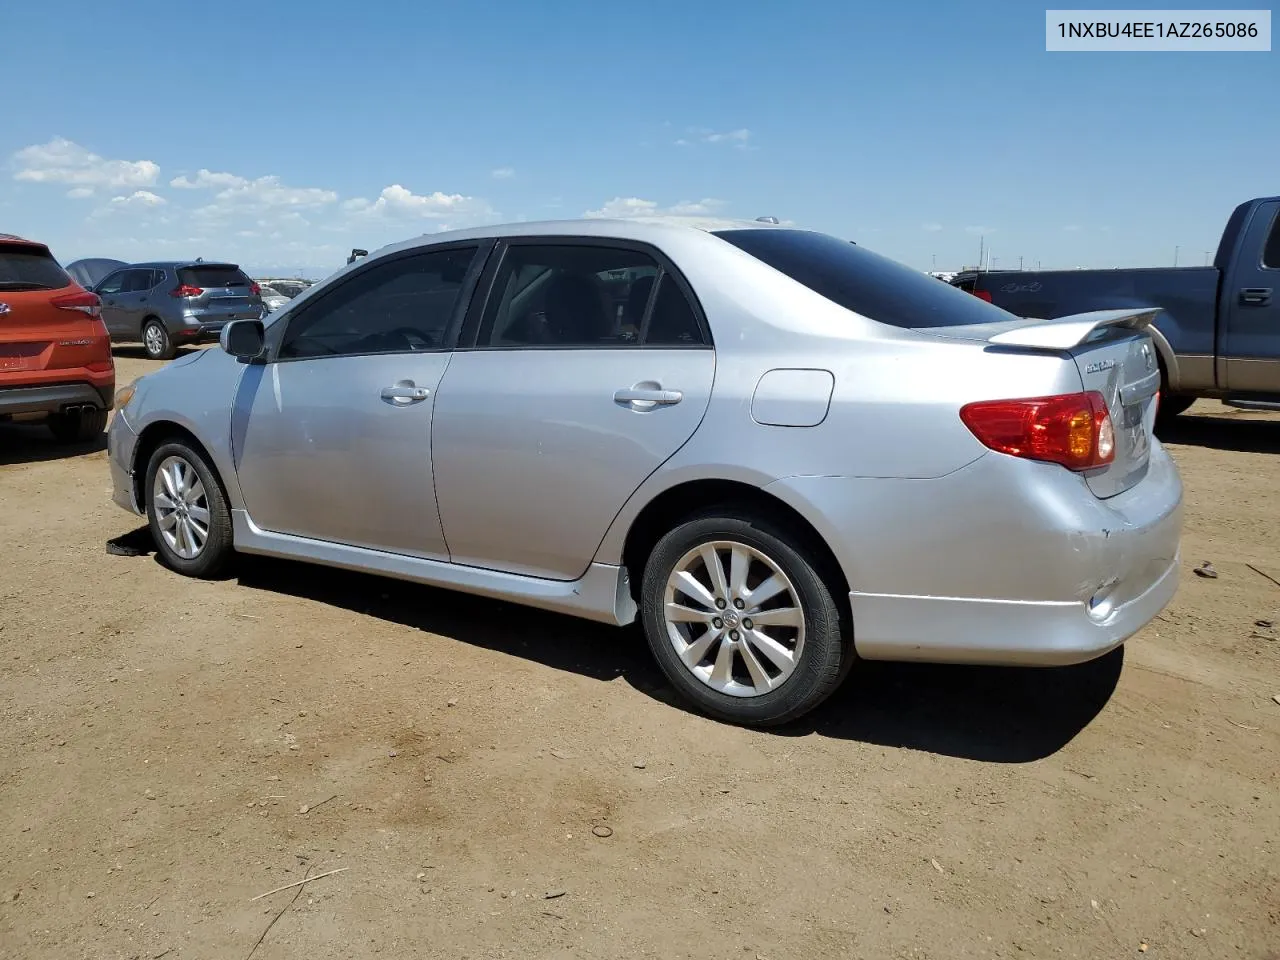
[47,406,108,443]
[640,510,849,727]
[142,319,176,361]
[145,440,234,578]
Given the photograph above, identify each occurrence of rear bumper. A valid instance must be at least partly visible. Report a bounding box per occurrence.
[0,381,113,417]
[768,442,1184,667]
[174,311,263,344]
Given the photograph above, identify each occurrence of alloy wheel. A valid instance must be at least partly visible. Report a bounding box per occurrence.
[663,540,806,698]
[153,455,211,560]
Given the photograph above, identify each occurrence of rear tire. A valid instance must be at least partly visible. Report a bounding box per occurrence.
[142,319,176,361]
[640,509,850,727]
[47,406,108,444]
[144,440,234,578]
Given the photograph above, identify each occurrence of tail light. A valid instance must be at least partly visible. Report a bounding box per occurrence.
[960,391,1115,471]
[50,290,101,318]
[171,284,204,298]
[249,282,261,295]
[973,289,993,302]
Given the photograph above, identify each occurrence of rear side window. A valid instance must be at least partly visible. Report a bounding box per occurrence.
[475,243,707,348]
[179,265,251,288]
[1263,211,1280,269]
[714,228,1011,329]
[0,245,72,291]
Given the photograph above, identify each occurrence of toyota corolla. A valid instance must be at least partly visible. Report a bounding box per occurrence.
[107,217,1182,726]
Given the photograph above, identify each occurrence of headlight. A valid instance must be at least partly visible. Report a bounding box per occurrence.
[114,380,139,408]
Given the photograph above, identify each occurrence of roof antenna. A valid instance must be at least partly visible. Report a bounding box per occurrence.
[755,216,780,224]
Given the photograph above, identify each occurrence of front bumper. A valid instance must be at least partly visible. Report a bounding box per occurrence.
[107,408,142,515]
[768,443,1184,667]
[0,381,113,417]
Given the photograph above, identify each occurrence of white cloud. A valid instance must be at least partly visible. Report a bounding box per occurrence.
[583,197,727,219]
[66,187,94,200]
[343,184,491,220]
[1063,224,1083,232]
[677,128,753,149]
[112,190,166,208]
[922,222,943,232]
[490,167,515,180]
[170,169,248,190]
[965,225,995,235]
[12,137,159,191]
[215,175,337,209]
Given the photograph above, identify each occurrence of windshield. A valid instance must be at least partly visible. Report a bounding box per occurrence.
[713,228,1014,329]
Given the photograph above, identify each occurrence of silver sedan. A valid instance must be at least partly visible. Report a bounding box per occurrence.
[107,218,1182,726]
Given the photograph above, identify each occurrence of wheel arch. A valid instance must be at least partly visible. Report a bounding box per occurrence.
[619,478,851,615]
[131,420,231,516]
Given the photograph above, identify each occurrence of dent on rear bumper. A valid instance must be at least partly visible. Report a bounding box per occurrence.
[767,444,1183,666]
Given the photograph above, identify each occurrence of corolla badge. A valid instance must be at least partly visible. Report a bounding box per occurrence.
[0,302,11,316]
[1084,359,1116,374]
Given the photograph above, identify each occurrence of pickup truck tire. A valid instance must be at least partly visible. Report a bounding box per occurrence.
[1157,393,1195,422]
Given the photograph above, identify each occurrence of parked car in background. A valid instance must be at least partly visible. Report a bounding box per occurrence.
[258,284,290,314]
[65,257,126,291]
[91,261,263,360]
[0,234,114,442]
[951,196,1280,419]
[108,217,1181,727]
[253,278,314,299]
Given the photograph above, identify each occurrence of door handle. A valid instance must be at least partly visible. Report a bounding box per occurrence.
[1240,287,1273,305]
[614,386,683,406]
[380,382,430,404]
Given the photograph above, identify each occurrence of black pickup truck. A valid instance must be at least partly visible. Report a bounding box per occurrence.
[951,196,1280,419]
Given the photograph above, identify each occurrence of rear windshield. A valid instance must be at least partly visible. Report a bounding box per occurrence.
[713,228,1011,329]
[179,265,252,288]
[0,246,72,291]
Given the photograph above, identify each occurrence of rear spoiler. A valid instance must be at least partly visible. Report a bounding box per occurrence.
[988,308,1159,350]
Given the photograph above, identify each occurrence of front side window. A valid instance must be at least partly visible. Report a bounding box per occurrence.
[278,246,478,360]
[96,270,128,296]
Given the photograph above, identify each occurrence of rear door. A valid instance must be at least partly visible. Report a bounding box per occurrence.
[431,238,715,580]
[1222,199,1280,392]
[178,264,262,323]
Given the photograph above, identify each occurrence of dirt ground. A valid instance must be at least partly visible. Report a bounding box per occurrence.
[1,350,1278,960]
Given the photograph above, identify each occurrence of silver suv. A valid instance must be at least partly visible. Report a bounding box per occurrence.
[93,261,264,360]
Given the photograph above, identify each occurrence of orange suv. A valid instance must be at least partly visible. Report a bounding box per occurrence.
[0,234,114,442]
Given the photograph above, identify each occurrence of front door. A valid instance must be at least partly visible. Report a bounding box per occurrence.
[432,239,716,581]
[232,243,485,560]
[1223,199,1280,392]
[94,269,133,338]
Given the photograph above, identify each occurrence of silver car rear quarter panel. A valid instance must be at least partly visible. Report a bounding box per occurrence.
[766,442,1183,666]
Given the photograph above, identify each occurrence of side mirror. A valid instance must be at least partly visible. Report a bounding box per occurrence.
[220,319,266,362]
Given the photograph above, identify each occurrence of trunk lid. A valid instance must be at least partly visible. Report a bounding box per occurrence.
[936,308,1162,499]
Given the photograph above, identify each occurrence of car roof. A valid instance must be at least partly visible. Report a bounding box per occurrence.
[128,260,240,269]
[370,215,799,259]
[0,233,45,248]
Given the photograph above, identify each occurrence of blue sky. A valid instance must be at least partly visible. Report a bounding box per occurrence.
[2,0,1276,275]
